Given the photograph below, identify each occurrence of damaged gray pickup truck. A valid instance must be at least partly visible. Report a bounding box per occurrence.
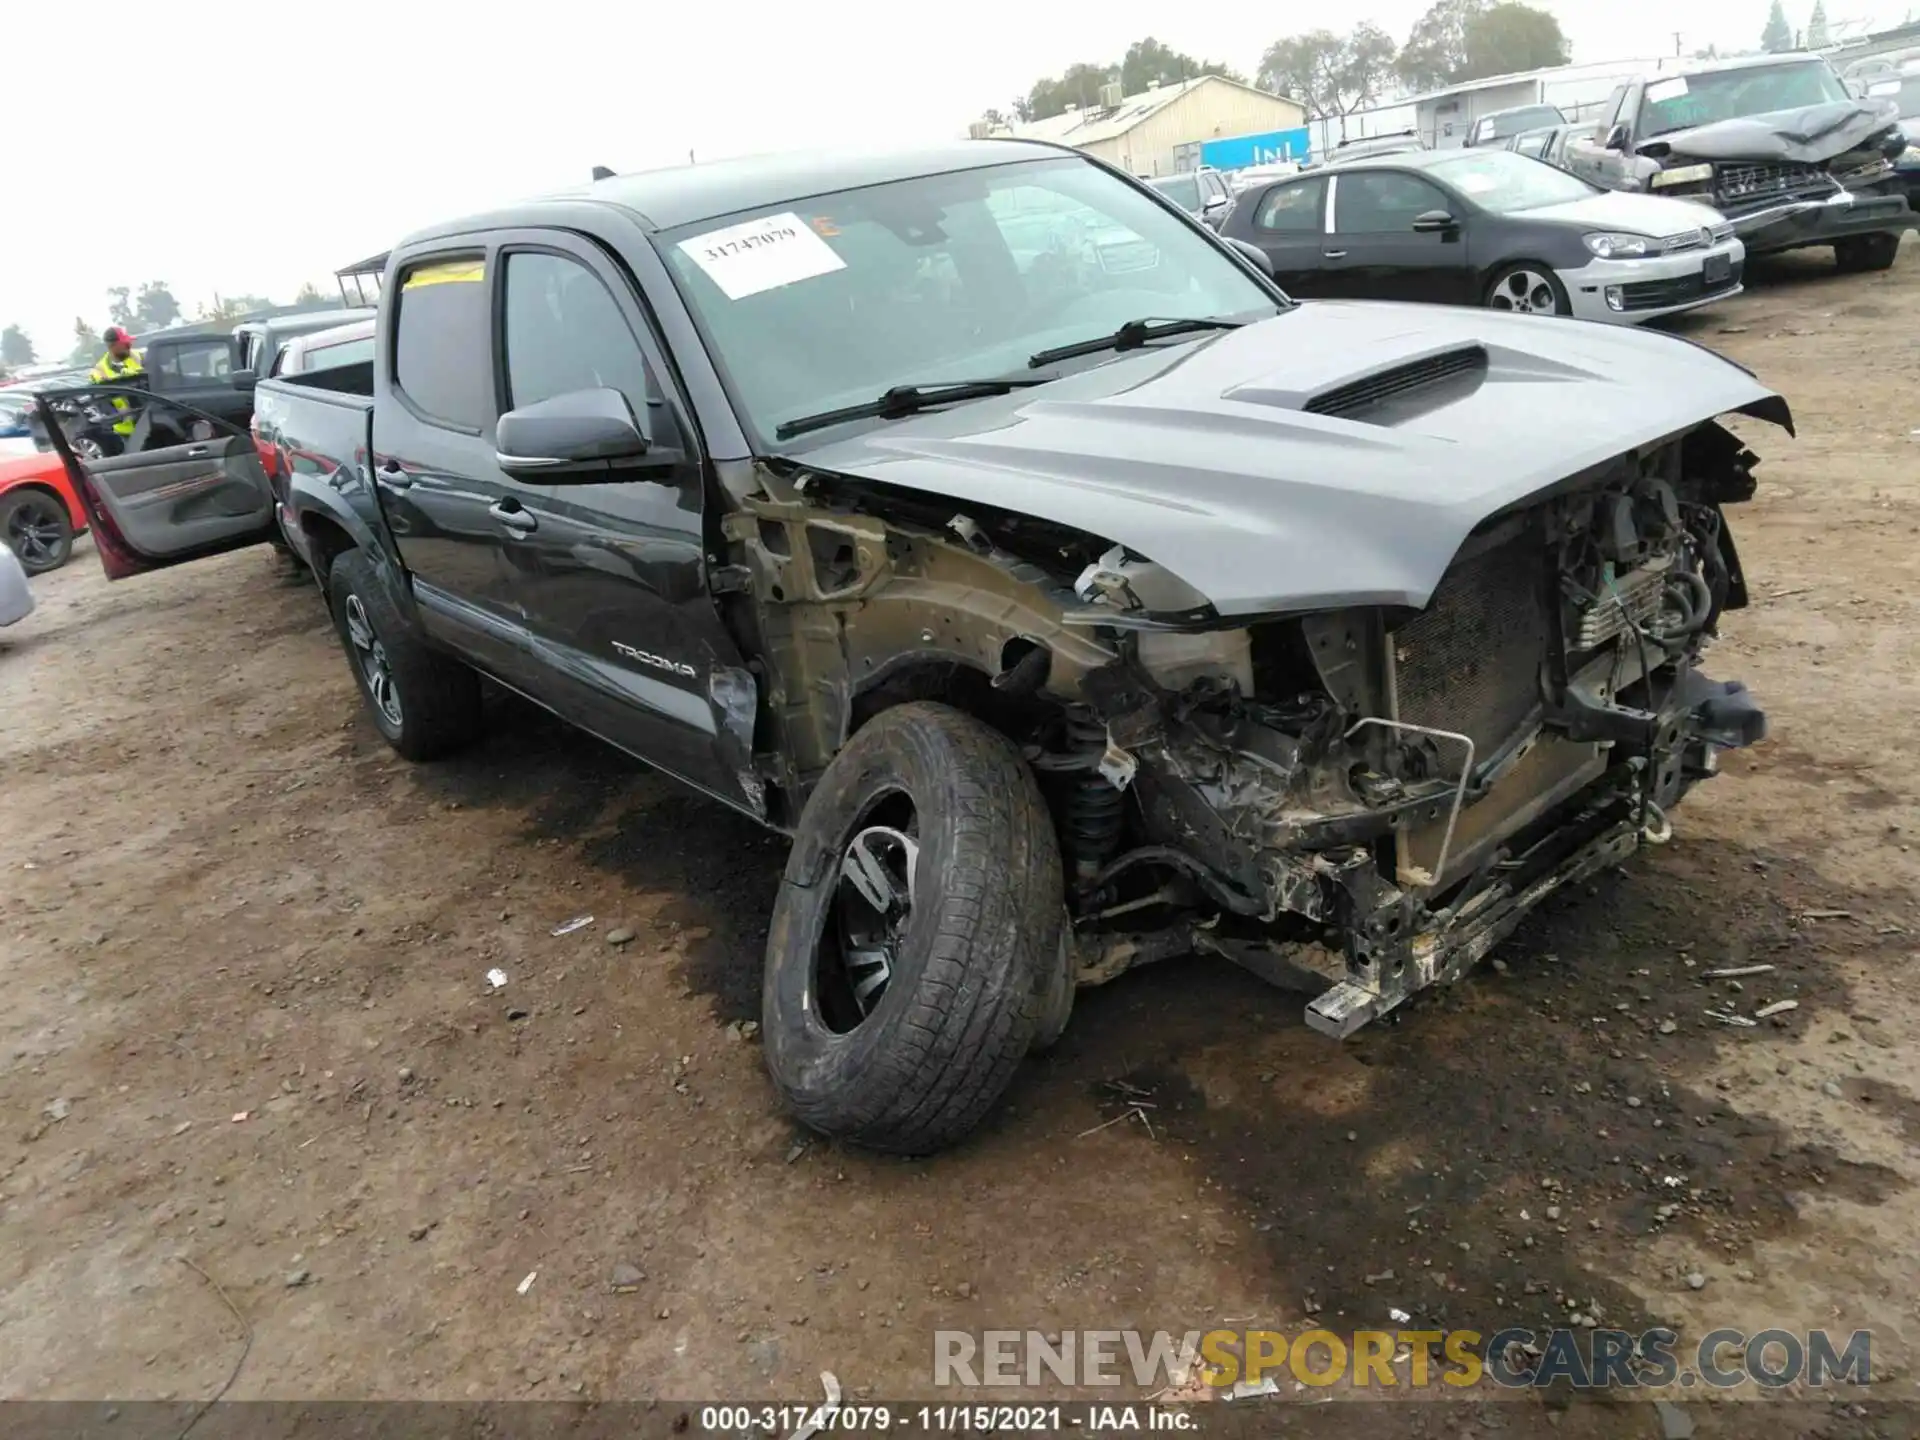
[51,139,1791,1154]
[1564,51,1912,270]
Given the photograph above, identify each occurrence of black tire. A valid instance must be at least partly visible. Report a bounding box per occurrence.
[1484,263,1570,317]
[2,487,74,575]
[1835,233,1900,273]
[326,548,482,761]
[762,701,1065,1154]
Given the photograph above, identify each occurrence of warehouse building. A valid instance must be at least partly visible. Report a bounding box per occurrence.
[994,75,1307,177]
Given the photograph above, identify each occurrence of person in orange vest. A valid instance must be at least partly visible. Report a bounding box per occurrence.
[88,325,145,438]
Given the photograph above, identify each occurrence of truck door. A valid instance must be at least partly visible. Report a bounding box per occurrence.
[485,235,762,814]
[34,388,277,580]
[368,251,546,690]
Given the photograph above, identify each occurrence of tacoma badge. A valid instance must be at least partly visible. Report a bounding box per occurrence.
[611,640,696,679]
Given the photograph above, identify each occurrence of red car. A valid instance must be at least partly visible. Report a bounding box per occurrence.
[0,449,88,575]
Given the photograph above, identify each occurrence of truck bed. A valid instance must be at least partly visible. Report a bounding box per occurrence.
[253,363,375,532]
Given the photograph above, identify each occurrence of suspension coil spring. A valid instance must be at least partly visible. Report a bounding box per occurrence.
[1062,712,1125,886]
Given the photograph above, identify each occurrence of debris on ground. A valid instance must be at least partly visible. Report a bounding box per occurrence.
[1754,999,1799,1019]
[1705,1010,1758,1028]
[485,968,508,991]
[1704,964,1775,979]
[516,1271,537,1296]
[1687,1271,1707,1290]
[606,927,635,946]
[789,1370,842,1440]
[284,1269,312,1288]
[1655,1397,1696,1440]
[551,916,594,937]
[42,1098,70,1122]
[609,1263,645,1293]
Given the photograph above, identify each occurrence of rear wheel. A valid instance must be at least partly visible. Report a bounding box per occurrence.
[761,702,1065,1154]
[1835,233,1900,273]
[1,488,74,574]
[1484,263,1570,316]
[326,548,481,761]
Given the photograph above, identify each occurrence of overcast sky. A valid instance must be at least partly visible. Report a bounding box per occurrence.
[1,0,1901,357]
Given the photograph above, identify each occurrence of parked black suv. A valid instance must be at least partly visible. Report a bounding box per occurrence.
[42,141,1786,1154]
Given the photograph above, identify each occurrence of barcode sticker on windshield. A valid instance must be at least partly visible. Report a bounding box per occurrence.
[678,212,846,300]
[1646,76,1689,103]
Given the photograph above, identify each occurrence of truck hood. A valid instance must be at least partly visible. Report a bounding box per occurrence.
[1638,99,1899,164]
[790,301,1790,619]
[1515,188,1727,235]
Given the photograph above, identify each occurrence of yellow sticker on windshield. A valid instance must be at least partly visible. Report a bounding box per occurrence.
[403,260,485,290]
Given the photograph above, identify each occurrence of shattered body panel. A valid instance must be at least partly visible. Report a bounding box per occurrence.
[1628,99,1911,254]
[726,313,1790,1038]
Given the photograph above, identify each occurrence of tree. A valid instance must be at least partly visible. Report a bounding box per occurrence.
[1458,3,1571,80]
[197,293,277,323]
[1259,24,1398,118]
[1396,0,1486,90]
[68,317,99,366]
[1017,36,1244,122]
[294,280,328,305]
[1806,0,1830,47]
[1118,36,1242,95]
[1,324,34,368]
[105,286,134,327]
[134,281,181,330]
[1762,0,1793,52]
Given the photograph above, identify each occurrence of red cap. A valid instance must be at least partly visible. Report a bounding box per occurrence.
[105,325,134,345]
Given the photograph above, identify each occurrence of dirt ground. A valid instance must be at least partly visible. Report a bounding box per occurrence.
[4,245,1919,1436]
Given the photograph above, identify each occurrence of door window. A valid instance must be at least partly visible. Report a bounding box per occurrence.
[393,255,491,431]
[501,250,674,446]
[154,339,233,382]
[1254,179,1326,233]
[1333,173,1449,233]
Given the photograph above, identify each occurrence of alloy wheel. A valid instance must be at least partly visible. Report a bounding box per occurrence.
[1488,269,1559,315]
[5,494,67,571]
[342,592,403,728]
[817,803,920,1033]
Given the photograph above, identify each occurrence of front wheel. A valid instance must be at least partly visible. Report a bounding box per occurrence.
[1,488,75,574]
[1835,233,1900,273]
[326,548,481,761]
[1484,264,1570,316]
[761,702,1066,1154]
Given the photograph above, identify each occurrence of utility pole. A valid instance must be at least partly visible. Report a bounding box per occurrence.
[1672,30,1684,55]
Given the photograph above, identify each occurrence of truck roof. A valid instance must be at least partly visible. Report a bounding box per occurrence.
[398,139,1074,249]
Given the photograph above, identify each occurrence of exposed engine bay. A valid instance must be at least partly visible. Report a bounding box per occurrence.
[723,408,1777,1039]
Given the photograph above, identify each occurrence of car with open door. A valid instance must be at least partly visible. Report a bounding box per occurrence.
[44,140,1787,1158]
[31,386,277,580]
[1466,103,1570,148]
[1220,147,1745,321]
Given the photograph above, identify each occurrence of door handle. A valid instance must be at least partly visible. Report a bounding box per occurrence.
[489,500,537,533]
[1324,249,1348,259]
[376,461,412,491]
[185,444,209,458]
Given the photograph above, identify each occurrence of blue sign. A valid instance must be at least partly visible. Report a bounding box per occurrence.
[1200,127,1311,169]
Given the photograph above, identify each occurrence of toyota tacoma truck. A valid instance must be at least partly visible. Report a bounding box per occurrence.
[39,139,1789,1154]
[1562,51,1911,270]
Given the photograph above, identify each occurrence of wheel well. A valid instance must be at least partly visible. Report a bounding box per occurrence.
[4,482,78,530]
[299,513,355,585]
[848,653,1052,750]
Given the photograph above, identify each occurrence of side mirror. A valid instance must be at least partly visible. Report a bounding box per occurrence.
[1604,123,1630,152]
[495,386,655,481]
[1411,209,1458,233]
[1224,236,1275,278]
[230,368,257,387]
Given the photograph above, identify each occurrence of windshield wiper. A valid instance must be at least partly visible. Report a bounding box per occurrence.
[1028,315,1246,369]
[774,377,1053,441]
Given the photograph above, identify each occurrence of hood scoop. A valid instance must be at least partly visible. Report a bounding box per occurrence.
[1301,344,1489,422]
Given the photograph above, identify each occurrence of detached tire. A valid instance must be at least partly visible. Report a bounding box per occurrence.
[1835,233,1900,273]
[326,548,482,761]
[763,701,1065,1154]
